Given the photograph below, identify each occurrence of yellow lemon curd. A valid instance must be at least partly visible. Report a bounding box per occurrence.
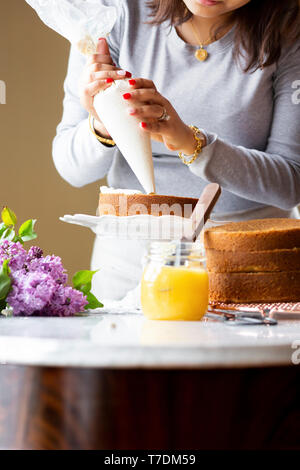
[141,264,209,321]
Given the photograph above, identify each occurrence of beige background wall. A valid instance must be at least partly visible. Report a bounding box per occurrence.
[0,1,102,276]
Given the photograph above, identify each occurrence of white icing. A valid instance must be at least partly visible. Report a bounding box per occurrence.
[94,80,156,194]
[100,186,142,195]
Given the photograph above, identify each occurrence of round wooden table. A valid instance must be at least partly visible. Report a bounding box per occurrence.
[0,313,299,450]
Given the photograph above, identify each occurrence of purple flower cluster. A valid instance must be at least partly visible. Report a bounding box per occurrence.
[0,240,27,271]
[0,241,88,316]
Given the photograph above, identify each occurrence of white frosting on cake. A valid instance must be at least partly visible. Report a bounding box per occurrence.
[100,186,143,195]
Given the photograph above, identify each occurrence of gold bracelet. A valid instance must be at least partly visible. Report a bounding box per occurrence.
[89,113,116,146]
[178,125,204,166]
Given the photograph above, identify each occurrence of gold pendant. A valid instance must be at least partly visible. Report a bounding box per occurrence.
[195,48,208,62]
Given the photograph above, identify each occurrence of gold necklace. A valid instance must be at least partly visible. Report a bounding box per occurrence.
[190,21,212,62]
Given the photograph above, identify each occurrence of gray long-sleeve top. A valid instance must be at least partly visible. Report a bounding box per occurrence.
[53,0,300,216]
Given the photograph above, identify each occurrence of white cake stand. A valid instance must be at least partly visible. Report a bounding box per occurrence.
[60,213,198,240]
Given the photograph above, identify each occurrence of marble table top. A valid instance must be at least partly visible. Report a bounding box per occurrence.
[0,310,300,369]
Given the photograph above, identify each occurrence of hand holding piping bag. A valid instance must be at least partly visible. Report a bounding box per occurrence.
[79,38,132,138]
[123,78,207,155]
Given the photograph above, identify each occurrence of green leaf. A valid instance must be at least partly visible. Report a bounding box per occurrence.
[0,223,7,238]
[73,270,103,310]
[0,228,15,242]
[0,260,12,301]
[80,281,92,295]
[18,219,37,242]
[85,291,103,310]
[72,270,98,290]
[1,207,17,227]
[12,235,24,245]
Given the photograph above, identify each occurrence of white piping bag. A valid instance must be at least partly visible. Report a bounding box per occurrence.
[25,0,118,54]
[94,81,156,194]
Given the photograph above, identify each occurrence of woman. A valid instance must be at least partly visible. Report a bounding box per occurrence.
[53,0,300,300]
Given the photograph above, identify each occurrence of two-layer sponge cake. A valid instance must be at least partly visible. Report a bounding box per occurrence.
[98,187,198,218]
[204,218,300,303]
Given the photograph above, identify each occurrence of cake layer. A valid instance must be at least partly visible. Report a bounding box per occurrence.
[206,247,300,273]
[98,193,198,218]
[208,271,300,303]
[204,218,300,252]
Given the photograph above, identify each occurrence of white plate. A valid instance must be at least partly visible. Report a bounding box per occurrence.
[60,213,196,240]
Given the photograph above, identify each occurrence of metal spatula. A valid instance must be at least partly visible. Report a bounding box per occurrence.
[172,183,221,266]
[182,183,221,242]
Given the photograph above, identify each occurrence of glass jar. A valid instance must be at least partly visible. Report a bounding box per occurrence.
[141,241,208,321]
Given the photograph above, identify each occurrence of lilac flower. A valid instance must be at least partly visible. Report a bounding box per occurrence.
[42,285,88,317]
[0,239,91,317]
[0,240,27,272]
[7,271,57,316]
[27,253,68,284]
[26,245,43,261]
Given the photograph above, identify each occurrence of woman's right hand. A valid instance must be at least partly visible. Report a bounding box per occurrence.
[79,38,132,138]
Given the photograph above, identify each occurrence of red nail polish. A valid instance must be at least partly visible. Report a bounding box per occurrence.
[125,71,132,78]
[98,37,105,41]
[129,79,136,86]
[123,93,132,100]
[140,122,147,129]
[128,108,136,115]
[106,78,114,84]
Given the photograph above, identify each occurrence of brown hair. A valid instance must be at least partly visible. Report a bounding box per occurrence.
[147,0,300,72]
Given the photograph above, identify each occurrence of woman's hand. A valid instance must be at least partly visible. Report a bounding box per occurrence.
[123,78,206,154]
[79,38,131,138]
